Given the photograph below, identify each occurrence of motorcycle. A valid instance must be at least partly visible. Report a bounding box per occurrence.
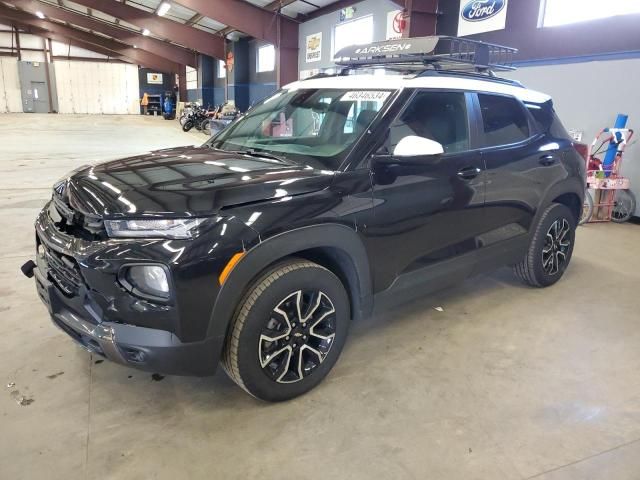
[202,103,241,136]
[179,102,199,127]
[182,104,210,132]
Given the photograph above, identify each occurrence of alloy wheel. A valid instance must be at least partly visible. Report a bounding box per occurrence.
[259,290,336,384]
[542,218,571,275]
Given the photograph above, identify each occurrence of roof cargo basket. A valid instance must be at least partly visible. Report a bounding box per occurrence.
[333,36,517,73]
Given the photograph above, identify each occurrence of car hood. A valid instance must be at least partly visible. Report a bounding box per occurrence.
[64,146,335,218]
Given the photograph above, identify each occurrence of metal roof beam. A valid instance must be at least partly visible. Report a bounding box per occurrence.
[176,0,297,48]
[65,0,225,59]
[10,0,197,67]
[217,0,298,37]
[0,6,180,72]
[2,18,127,61]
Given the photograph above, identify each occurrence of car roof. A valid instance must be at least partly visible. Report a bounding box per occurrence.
[284,74,551,104]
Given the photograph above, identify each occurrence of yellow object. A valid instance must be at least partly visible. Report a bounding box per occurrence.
[140,93,149,106]
[218,252,245,285]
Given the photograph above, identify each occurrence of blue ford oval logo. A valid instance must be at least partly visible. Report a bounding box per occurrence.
[461,0,505,22]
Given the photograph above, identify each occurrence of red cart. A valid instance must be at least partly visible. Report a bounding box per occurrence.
[580,128,636,224]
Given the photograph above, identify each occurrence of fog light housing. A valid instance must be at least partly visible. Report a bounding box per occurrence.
[120,265,170,301]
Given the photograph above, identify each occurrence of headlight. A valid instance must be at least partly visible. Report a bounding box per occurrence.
[104,218,206,239]
[121,265,170,301]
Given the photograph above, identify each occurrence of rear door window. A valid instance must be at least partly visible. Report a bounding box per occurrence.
[478,94,530,147]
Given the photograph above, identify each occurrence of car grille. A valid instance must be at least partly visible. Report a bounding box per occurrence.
[44,246,83,296]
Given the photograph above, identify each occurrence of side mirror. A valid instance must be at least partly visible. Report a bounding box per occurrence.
[393,136,444,157]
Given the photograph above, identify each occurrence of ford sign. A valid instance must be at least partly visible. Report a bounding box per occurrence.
[461,0,505,22]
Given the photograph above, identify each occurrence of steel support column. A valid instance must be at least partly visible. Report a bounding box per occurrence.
[277,15,299,86]
[396,0,439,37]
[178,64,187,103]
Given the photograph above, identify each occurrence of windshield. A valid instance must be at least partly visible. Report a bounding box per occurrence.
[209,88,395,170]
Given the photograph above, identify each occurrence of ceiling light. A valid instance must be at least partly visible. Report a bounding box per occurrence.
[133,45,138,49]
[157,2,171,17]
[35,11,45,19]
[142,28,150,36]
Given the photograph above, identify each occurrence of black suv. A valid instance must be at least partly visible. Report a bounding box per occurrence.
[24,38,584,401]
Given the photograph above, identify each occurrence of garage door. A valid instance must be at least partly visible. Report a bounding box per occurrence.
[0,57,22,113]
[54,61,140,114]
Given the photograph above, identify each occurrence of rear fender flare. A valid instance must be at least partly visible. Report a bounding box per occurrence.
[535,177,585,227]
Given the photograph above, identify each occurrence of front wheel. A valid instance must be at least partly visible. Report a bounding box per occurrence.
[182,120,194,132]
[222,259,349,402]
[514,203,576,287]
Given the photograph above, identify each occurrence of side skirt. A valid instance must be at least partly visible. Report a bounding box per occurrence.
[373,234,529,308]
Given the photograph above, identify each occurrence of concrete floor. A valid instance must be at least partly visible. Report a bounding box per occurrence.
[1,114,640,480]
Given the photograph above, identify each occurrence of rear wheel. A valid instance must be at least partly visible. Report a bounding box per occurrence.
[222,259,349,401]
[611,189,636,223]
[579,189,593,225]
[514,203,576,287]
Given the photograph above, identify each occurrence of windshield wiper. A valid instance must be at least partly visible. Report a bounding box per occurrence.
[232,149,288,163]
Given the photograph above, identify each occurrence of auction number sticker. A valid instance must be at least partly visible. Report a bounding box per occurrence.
[340,91,391,102]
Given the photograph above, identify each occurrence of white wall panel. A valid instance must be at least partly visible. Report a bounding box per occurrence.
[0,57,22,112]
[20,51,46,63]
[54,61,139,114]
[17,33,43,50]
[0,31,16,47]
[51,41,109,59]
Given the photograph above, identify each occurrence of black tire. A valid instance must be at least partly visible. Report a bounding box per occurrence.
[222,259,349,402]
[182,120,194,132]
[611,189,636,223]
[201,118,211,135]
[579,189,593,225]
[514,203,576,287]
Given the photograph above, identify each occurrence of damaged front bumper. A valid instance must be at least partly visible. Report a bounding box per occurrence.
[28,262,221,376]
[22,205,223,376]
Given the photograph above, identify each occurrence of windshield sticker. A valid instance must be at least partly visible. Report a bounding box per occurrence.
[340,91,391,102]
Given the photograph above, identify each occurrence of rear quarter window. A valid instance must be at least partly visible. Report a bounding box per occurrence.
[525,100,570,139]
[478,93,530,147]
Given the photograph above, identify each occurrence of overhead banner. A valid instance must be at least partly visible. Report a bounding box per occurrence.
[386,10,405,40]
[147,73,163,84]
[305,32,322,63]
[457,0,508,37]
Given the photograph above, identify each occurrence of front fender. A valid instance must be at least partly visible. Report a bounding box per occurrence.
[205,223,373,349]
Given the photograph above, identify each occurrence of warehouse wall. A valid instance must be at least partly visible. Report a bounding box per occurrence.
[17,61,58,113]
[248,39,277,106]
[504,58,640,216]
[55,61,139,114]
[0,57,22,113]
[298,0,399,75]
[227,39,249,111]
[213,59,225,106]
[198,54,215,107]
[436,0,640,63]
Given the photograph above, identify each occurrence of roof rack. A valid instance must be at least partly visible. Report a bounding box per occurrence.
[417,69,524,88]
[333,36,517,74]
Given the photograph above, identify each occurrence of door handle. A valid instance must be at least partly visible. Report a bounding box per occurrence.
[539,155,557,166]
[457,166,481,180]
